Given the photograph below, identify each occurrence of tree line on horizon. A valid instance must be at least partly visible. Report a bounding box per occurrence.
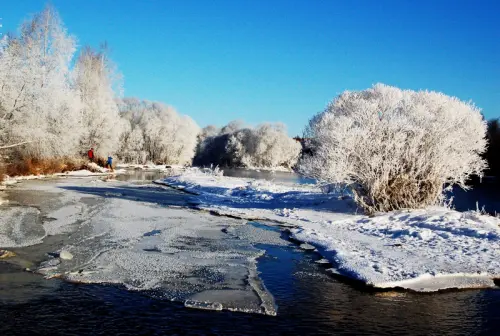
[0,5,498,214]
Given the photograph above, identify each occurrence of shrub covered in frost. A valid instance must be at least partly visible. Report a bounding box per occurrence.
[299,84,487,213]
[194,132,236,167]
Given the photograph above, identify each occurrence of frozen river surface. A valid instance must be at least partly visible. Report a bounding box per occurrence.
[1,170,500,335]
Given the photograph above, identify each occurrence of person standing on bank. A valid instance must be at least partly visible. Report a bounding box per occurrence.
[107,155,113,171]
[88,148,94,162]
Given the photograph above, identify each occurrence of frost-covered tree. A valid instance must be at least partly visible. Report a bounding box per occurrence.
[73,46,123,157]
[194,121,301,169]
[117,98,200,165]
[220,120,244,135]
[140,103,199,165]
[0,6,81,158]
[198,125,219,142]
[194,125,219,161]
[118,120,148,164]
[227,123,301,169]
[299,84,487,213]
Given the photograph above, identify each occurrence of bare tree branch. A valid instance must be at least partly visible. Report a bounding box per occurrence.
[0,141,32,150]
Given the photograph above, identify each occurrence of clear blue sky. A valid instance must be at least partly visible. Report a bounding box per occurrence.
[2,0,499,135]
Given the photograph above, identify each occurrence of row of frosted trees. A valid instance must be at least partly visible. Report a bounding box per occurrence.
[0,6,301,170]
[193,120,301,169]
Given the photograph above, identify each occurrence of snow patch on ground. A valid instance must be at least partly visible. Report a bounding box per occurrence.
[159,168,500,292]
[293,208,500,290]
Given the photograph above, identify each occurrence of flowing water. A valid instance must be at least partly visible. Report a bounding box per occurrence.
[1,169,500,336]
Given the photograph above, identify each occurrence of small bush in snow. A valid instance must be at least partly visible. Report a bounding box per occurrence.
[200,165,224,177]
[299,84,487,213]
[5,157,88,176]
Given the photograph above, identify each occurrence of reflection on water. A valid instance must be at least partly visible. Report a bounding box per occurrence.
[114,166,315,185]
[115,170,168,182]
[258,242,500,335]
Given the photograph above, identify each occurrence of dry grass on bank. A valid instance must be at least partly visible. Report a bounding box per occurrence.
[94,157,108,168]
[2,157,106,178]
[0,155,114,181]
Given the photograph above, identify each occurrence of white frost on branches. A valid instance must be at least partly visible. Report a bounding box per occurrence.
[0,6,82,158]
[0,6,201,166]
[227,123,301,169]
[117,98,200,165]
[73,46,123,157]
[195,121,301,170]
[299,83,487,213]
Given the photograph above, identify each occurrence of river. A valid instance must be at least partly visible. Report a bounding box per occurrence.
[1,169,500,335]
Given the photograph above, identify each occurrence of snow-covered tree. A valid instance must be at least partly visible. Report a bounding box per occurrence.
[220,120,244,135]
[227,123,301,169]
[118,120,147,164]
[0,6,81,158]
[194,121,301,169]
[299,83,487,213]
[117,99,200,165]
[198,125,219,142]
[73,46,123,157]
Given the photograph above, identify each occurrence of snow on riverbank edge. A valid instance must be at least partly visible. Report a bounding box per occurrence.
[1,167,126,185]
[157,168,500,293]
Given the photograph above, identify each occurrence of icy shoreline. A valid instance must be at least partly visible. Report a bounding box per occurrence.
[157,168,500,292]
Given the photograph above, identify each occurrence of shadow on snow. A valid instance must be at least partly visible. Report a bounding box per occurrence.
[59,185,194,207]
[59,183,358,215]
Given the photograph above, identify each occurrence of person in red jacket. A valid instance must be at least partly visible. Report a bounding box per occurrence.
[88,148,94,162]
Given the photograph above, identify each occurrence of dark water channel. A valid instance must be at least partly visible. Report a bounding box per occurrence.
[1,169,500,335]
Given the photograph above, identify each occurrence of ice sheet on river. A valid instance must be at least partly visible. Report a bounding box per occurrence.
[0,207,44,248]
[0,179,98,246]
[36,195,277,315]
[158,168,500,292]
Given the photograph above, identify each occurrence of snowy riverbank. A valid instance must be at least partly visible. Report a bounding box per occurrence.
[1,164,126,186]
[157,168,500,292]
